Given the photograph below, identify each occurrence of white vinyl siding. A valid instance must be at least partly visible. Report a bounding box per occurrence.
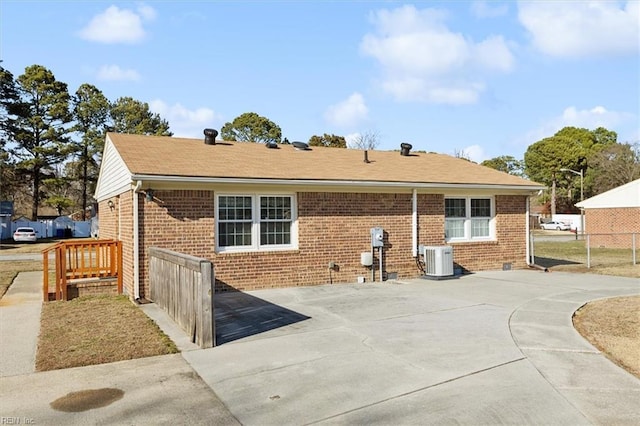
[94,137,133,201]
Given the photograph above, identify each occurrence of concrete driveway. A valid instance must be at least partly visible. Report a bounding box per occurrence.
[1,270,638,424]
[182,270,640,425]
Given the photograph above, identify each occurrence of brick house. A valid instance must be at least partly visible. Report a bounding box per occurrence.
[95,132,544,300]
[576,179,640,248]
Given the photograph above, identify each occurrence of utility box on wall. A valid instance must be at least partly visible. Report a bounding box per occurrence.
[371,227,384,247]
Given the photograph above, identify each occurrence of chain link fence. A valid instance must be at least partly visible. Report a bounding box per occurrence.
[530,231,638,275]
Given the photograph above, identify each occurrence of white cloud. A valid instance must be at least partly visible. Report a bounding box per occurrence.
[360,5,515,104]
[137,4,157,21]
[149,100,222,138]
[516,105,636,147]
[518,1,640,58]
[344,132,361,149]
[471,1,509,18]
[457,144,487,163]
[324,93,369,128]
[78,4,156,44]
[96,65,140,81]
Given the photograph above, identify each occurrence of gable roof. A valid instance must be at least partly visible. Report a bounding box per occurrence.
[576,179,640,209]
[96,133,543,199]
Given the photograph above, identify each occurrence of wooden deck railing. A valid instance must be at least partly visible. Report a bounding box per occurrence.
[42,239,123,301]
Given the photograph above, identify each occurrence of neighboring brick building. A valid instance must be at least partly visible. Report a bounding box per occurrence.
[576,179,640,248]
[95,132,544,300]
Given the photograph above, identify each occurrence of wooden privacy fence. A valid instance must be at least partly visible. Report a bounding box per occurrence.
[149,247,215,348]
[42,239,123,301]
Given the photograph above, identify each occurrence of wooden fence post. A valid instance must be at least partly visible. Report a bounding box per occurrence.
[198,261,215,348]
[42,251,49,301]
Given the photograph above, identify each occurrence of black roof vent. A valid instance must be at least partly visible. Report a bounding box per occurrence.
[400,143,412,156]
[204,128,218,145]
[292,141,310,151]
[266,141,279,149]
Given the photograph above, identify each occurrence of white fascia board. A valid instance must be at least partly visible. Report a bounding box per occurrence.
[130,174,544,193]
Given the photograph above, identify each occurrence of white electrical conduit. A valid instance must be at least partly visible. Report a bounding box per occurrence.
[133,180,142,300]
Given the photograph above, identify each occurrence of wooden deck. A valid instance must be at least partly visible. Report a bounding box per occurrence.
[42,240,123,301]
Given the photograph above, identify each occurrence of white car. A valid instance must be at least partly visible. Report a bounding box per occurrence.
[540,221,571,231]
[13,227,37,242]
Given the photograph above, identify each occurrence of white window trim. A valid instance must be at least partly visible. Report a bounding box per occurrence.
[445,196,496,242]
[215,193,298,253]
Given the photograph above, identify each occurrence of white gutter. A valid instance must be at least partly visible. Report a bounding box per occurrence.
[412,189,418,257]
[133,180,142,300]
[130,174,545,192]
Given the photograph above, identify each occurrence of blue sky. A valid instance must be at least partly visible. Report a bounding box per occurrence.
[1,1,638,162]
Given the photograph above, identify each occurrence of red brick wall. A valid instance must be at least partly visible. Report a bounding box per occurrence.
[584,207,640,248]
[99,193,135,297]
[97,199,117,240]
[138,190,215,297]
[102,189,530,296]
[120,193,134,297]
[451,195,528,272]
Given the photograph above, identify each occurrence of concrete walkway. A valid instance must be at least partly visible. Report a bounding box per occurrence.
[0,270,43,376]
[0,270,638,425]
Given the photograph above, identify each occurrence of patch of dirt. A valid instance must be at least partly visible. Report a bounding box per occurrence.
[573,296,640,378]
[50,388,124,412]
[36,295,178,371]
[0,239,63,254]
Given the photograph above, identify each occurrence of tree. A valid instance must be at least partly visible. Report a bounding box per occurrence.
[554,126,616,160]
[42,166,74,216]
[481,156,524,176]
[0,66,20,148]
[110,97,172,136]
[0,66,21,203]
[524,136,584,216]
[587,142,640,194]
[349,130,380,150]
[453,149,472,162]
[6,65,72,220]
[524,126,619,214]
[308,133,347,148]
[220,112,282,144]
[72,84,111,216]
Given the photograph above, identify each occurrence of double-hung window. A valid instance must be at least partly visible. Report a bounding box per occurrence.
[216,194,297,252]
[445,197,494,241]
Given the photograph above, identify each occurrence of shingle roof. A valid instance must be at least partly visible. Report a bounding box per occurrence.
[107,133,542,189]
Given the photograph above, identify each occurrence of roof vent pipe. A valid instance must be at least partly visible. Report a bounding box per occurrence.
[204,128,218,145]
[364,150,370,163]
[400,143,412,156]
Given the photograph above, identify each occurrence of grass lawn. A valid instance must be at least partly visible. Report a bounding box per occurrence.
[1,238,178,371]
[574,296,640,378]
[36,295,178,371]
[533,239,639,278]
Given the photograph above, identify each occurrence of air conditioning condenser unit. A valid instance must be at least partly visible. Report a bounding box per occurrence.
[420,245,454,277]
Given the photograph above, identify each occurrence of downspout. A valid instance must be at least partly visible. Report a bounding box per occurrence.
[526,195,531,265]
[133,180,142,300]
[412,189,418,257]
